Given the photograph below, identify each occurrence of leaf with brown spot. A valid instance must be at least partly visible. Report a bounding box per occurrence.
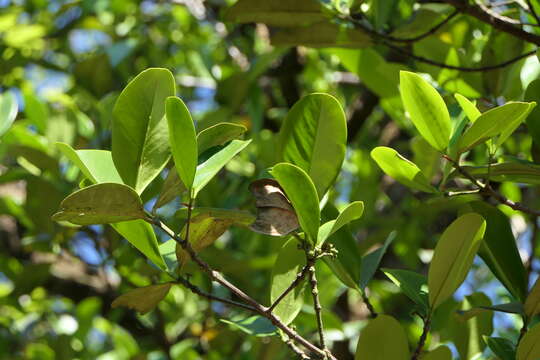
[112,283,172,314]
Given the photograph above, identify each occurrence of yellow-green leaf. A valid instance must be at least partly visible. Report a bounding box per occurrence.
[517,322,540,360]
[355,314,409,360]
[525,276,540,318]
[420,346,452,360]
[112,283,172,314]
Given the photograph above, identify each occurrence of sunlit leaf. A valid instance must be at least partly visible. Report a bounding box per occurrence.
[197,122,247,155]
[0,91,17,137]
[317,201,364,246]
[455,94,481,123]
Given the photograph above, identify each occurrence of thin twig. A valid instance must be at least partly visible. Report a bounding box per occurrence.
[308,264,327,353]
[443,155,540,216]
[268,263,311,312]
[149,219,336,360]
[284,337,311,360]
[411,316,431,360]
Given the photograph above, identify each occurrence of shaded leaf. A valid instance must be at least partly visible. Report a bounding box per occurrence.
[270,163,320,243]
[451,162,540,185]
[400,71,451,151]
[112,283,172,314]
[317,201,364,246]
[524,276,540,318]
[221,316,276,337]
[428,213,486,309]
[355,314,409,360]
[485,337,516,360]
[371,147,437,193]
[272,22,371,48]
[278,93,347,198]
[359,232,395,290]
[52,183,145,225]
[152,168,186,212]
[197,122,247,155]
[524,79,540,144]
[382,268,429,311]
[112,68,175,193]
[166,96,197,190]
[420,346,452,360]
[517,322,540,360]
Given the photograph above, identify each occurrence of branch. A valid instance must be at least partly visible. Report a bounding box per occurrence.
[268,263,310,312]
[411,316,431,360]
[150,219,336,360]
[443,155,540,216]
[308,264,327,354]
[441,0,540,45]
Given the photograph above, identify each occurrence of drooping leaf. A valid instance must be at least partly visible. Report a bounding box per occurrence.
[270,163,320,243]
[52,183,146,225]
[451,162,540,185]
[0,91,17,137]
[382,268,429,311]
[112,283,172,314]
[400,71,451,151]
[457,102,534,154]
[371,147,437,193]
[355,314,409,360]
[112,68,175,193]
[485,337,516,360]
[166,96,197,190]
[517,322,540,360]
[192,139,251,197]
[56,143,123,184]
[457,302,524,321]
[248,179,299,236]
[221,316,276,337]
[359,232,396,290]
[461,201,527,301]
[270,237,306,325]
[278,93,347,197]
[225,0,325,27]
[420,346,452,360]
[455,93,481,122]
[197,122,247,155]
[524,276,540,318]
[317,201,364,246]
[112,220,166,270]
[428,213,486,309]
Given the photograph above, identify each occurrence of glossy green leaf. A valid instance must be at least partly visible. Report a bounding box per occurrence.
[225,0,325,27]
[524,79,540,144]
[196,122,246,155]
[421,346,452,360]
[317,201,364,246]
[56,143,123,184]
[112,68,175,193]
[359,232,395,290]
[382,268,429,311]
[112,283,172,314]
[112,219,166,270]
[428,213,486,309]
[0,91,17,137]
[270,237,306,325]
[192,139,251,197]
[355,314,409,360]
[517,322,540,360]
[461,201,527,301]
[52,183,146,225]
[452,162,540,185]
[278,93,347,197]
[221,316,276,337]
[497,102,536,146]
[458,102,534,153]
[270,163,320,243]
[524,276,540,318]
[400,71,451,151]
[371,147,437,193]
[455,94,481,122]
[166,96,198,190]
[485,337,516,360]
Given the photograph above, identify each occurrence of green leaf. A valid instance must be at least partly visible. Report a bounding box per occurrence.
[400,71,451,151]
[270,163,320,243]
[56,143,123,184]
[197,122,247,155]
[421,346,452,360]
[524,276,540,318]
[166,96,198,190]
[271,22,371,48]
[270,237,306,325]
[317,201,364,246]
[496,102,536,147]
[0,91,17,137]
[382,268,429,311]
[112,68,176,194]
[52,183,146,225]
[517,322,540,360]
[159,239,177,273]
[455,94,481,123]
[112,283,172,314]
[371,147,436,193]
[451,162,540,185]
[152,168,186,212]
[457,102,534,154]
[461,201,528,301]
[23,91,47,133]
[225,0,325,27]
[355,314,409,360]
[485,337,516,360]
[524,79,540,144]
[112,219,166,270]
[428,213,486,309]
[221,316,276,337]
[359,232,395,290]
[192,139,251,197]
[278,93,347,197]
